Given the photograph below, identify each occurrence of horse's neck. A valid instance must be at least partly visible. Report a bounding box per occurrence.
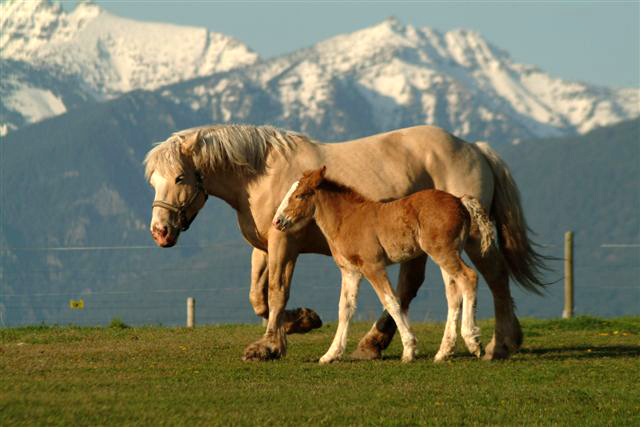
[203,171,248,211]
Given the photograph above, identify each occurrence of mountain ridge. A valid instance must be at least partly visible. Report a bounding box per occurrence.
[0,0,259,134]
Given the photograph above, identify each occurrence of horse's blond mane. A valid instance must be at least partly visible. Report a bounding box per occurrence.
[144,125,305,180]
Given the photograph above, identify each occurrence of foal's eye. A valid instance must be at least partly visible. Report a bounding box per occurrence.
[175,175,185,184]
[296,191,313,199]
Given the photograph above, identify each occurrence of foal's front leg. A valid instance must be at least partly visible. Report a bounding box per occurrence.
[320,268,362,364]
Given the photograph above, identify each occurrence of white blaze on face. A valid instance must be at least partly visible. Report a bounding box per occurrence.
[149,171,170,231]
[273,180,299,224]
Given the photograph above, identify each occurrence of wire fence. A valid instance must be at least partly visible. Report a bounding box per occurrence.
[0,238,638,328]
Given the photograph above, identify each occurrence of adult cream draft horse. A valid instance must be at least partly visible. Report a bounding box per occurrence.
[273,166,496,363]
[144,124,547,361]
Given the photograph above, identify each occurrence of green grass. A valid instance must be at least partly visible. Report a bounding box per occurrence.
[1,317,639,426]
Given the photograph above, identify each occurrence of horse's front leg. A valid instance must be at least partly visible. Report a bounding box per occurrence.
[352,255,427,360]
[248,248,269,318]
[248,248,322,334]
[243,230,299,361]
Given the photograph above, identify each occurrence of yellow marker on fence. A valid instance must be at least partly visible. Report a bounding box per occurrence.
[69,299,84,309]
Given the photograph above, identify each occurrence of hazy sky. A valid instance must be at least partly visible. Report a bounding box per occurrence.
[59,1,639,89]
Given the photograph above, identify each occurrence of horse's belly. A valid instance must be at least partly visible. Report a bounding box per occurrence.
[382,237,422,264]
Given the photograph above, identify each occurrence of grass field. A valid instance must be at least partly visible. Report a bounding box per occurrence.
[1,316,639,426]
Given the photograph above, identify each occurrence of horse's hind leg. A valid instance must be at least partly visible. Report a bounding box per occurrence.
[363,266,417,363]
[320,268,362,364]
[465,237,522,360]
[352,255,427,360]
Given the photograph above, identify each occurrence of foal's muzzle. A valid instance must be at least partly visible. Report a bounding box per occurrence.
[273,215,291,231]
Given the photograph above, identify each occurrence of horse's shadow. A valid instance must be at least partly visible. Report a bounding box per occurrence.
[300,344,640,364]
[517,344,640,360]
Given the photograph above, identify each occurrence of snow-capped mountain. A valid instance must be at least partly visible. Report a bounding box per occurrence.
[2,3,638,141]
[0,0,258,135]
[162,17,639,142]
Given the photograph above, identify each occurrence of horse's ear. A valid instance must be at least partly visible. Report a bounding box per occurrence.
[319,165,326,177]
[181,130,201,156]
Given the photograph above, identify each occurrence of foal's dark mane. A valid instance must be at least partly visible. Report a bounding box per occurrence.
[317,178,369,203]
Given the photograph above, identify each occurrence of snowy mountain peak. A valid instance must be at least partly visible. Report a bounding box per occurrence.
[1,0,259,92]
[1,0,260,134]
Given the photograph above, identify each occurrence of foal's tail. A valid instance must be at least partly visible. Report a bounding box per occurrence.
[460,195,495,256]
[473,142,549,294]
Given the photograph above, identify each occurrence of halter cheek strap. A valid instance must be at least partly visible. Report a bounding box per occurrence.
[152,173,208,232]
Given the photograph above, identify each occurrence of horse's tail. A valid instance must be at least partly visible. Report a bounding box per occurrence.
[460,195,495,256]
[473,142,549,295]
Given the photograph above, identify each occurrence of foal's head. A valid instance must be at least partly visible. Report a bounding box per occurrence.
[146,131,208,247]
[273,166,326,233]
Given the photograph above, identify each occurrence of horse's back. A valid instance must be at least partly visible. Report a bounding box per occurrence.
[322,125,493,206]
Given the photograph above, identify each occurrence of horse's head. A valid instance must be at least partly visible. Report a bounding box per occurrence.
[273,166,326,233]
[147,131,208,247]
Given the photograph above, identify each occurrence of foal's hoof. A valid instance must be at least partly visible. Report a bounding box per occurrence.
[242,339,283,361]
[319,354,338,364]
[434,350,453,363]
[283,308,323,334]
[401,351,416,363]
[468,343,484,359]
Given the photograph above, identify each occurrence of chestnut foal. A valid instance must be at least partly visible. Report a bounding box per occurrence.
[273,167,495,363]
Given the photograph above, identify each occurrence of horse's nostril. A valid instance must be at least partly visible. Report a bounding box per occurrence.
[153,225,168,237]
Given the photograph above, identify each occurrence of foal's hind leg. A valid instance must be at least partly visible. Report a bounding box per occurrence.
[434,269,461,362]
[320,268,362,364]
[352,255,427,360]
[433,254,482,361]
[456,262,483,358]
[465,238,522,360]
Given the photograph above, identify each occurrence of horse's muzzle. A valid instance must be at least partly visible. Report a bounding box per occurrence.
[151,224,178,247]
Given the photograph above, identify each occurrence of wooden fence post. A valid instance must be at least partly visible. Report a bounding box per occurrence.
[187,297,195,328]
[562,231,574,319]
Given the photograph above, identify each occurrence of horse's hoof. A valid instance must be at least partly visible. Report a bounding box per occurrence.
[283,308,323,334]
[242,340,283,361]
[482,342,509,361]
[351,340,382,360]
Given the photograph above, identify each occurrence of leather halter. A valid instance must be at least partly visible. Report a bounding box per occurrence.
[152,172,208,231]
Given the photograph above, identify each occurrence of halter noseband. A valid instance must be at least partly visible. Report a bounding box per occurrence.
[152,172,208,232]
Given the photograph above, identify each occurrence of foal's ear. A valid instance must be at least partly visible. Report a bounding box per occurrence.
[309,165,326,188]
[181,130,202,156]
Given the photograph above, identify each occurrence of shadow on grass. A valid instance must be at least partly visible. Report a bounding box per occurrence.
[519,344,640,360]
[300,345,640,364]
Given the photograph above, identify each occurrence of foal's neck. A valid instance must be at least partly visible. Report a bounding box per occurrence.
[313,184,373,240]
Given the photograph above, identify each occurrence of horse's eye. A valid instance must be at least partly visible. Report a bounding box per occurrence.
[175,175,185,184]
